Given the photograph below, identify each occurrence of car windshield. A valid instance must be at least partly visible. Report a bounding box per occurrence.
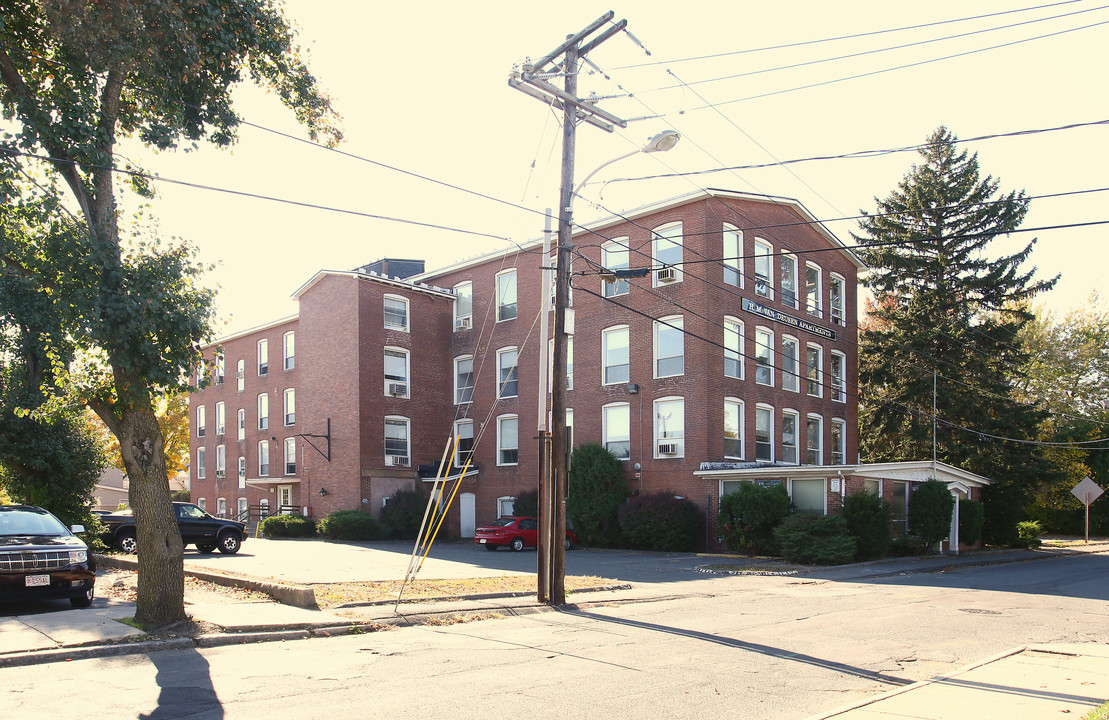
[178,505,208,519]
[0,508,69,536]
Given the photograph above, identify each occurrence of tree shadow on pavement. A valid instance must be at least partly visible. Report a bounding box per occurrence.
[139,645,223,719]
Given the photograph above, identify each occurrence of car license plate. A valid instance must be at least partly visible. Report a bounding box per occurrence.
[25,574,50,587]
[478,538,486,543]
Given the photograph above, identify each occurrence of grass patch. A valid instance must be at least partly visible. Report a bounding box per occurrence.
[117,616,145,630]
[313,574,613,608]
[1084,699,1109,720]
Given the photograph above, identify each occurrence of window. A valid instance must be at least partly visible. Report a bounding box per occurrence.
[454,281,473,329]
[791,478,825,514]
[723,225,742,287]
[454,419,474,467]
[257,393,269,430]
[603,403,630,459]
[831,351,846,403]
[755,327,773,386]
[238,456,246,487]
[602,240,630,297]
[754,239,773,298]
[806,262,822,317]
[549,338,573,391]
[654,316,684,378]
[830,274,846,326]
[217,497,227,518]
[284,437,296,475]
[497,347,518,398]
[782,336,800,392]
[216,444,226,477]
[257,339,269,376]
[258,440,270,477]
[236,359,245,392]
[238,497,248,520]
[215,354,225,385]
[724,318,743,379]
[831,419,847,465]
[724,399,743,459]
[864,479,880,496]
[384,348,410,397]
[496,269,517,321]
[782,410,799,464]
[237,409,245,441]
[497,496,515,518]
[196,447,206,480]
[807,414,823,465]
[383,295,409,332]
[283,388,295,426]
[454,356,474,404]
[215,402,225,436]
[654,397,684,458]
[385,417,409,465]
[497,415,519,465]
[283,331,295,370]
[806,344,823,397]
[755,405,773,461]
[780,253,798,308]
[603,326,630,385]
[197,497,206,512]
[196,405,206,438]
[653,223,683,285]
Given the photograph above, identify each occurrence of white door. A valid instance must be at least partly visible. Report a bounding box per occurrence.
[460,492,476,538]
[278,485,293,512]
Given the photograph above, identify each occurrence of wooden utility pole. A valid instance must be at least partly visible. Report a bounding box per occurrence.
[510,11,627,604]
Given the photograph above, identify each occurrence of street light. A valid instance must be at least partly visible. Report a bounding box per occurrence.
[573,131,681,196]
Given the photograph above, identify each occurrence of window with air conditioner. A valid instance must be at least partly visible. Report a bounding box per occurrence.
[215,402,225,436]
[384,348,410,398]
[654,397,684,458]
[385,417,410,466]
[496,270,517,322]
[454,281,473,329]
[236,359,245,392]
[652,223,682,287]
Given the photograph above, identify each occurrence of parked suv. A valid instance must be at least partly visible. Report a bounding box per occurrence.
[0,505,96,608]
[101,502,247,555]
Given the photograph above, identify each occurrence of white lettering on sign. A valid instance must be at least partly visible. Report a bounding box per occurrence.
[742,299,837,341]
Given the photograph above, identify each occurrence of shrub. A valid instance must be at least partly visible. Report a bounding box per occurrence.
[568,443,628,547]
[841,490,892,561]
[908,479,955,548]
[959,499,985,546]
[1013,519,1044,548]
[982,482,1027,547]
[511,489,539,519]
[617,492,701,552]
[773,515,856,565]
[316,510,385,541]
[888,534,930,556]
[259,513,316,538]
[717,482,791,555]
[380,487,432,540]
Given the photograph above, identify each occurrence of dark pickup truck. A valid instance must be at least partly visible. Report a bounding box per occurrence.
[102,502,247,555]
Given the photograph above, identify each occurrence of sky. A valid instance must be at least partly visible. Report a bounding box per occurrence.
[122,0,1109,336]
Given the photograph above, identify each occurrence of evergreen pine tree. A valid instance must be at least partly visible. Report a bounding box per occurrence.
[854,127,1057,544]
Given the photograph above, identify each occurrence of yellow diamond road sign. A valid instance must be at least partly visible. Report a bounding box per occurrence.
[1071,477,1104,507]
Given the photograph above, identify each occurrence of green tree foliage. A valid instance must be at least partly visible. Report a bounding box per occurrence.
[380,487,430,540]
[841,490,893,560]
[617,492,702,552]
[854,127,1056,546]
[959,499,985,546]
[567,443,628,547]
[908,479,955,548]
[773,515,856,565]
[717,482,791,554]
[0,0,339,629]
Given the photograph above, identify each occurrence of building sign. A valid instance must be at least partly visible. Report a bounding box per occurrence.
[742,298,837,341]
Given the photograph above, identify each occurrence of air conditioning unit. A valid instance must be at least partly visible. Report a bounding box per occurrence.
[236,369,244,379]
[214,375,225,385]
[388,382,408,397]
[657,443,678,455]
[657,267,677,283]
[215,470,226,478]
[388,455,409,467]
[455,316,472,330]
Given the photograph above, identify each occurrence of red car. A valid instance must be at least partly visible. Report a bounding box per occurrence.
[474,517,576,552]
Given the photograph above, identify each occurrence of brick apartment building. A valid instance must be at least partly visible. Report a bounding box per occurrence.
[189,188,988,549]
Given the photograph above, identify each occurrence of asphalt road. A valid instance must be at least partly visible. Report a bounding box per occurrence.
[4,551,1106,719]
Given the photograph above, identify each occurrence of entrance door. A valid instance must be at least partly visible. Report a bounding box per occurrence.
[460,492,476,537]
[278,485,293,513]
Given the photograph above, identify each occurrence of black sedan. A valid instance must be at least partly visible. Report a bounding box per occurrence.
[0,505,96,608]
[101,502,247,555]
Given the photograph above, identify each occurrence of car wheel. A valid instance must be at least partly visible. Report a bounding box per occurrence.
[217,532,241,554]
[70,584,94,608]
[484,543,499,551]
[510,537,525,552]
[564,535,573,551]
[116,531,137,554]
[196,543,217,554]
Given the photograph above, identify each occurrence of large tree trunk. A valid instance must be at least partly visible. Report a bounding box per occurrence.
[100,394,186,629]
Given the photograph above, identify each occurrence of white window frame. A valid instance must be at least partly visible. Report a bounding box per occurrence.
[806,261,823,318]
[454,355,474,404]
[724,398,744,460]
[215,402,225,436]
[384,347,410,398]
[602,402,631,460]
[257,393,269,430]
[283,331,295,370]
[790,477,827,515]
[496,269,518,322]
[831,351,847,403]
[258,440,270,477]
[831,418,847,465]
[753,239,773,298]
[602,239,630,297]
[238,456,246,487]
[453,281,473,329]
[454,419,475,468]
[780,252,799,309]
[197,497,206,512]
[724,317,744,379]
[755,404,774,462]
[237,408,246,441]
[236,359,245,392]
[497,496,516,518]
[196,447,206,480]
[283,388,296,426]
[652,222,683,286]
[654,396,685,459]
[196,405,206,438]
[217,497,227,518]
[755,326,774,387]
[383,294,410,333]
[215,444,226,476]
[215,354,225,385]
[830,274,846,326]
[806,343,823,398]
[257,339,269,376]
[497,347,519,399]
[284,437,296,475]
[782,409,799,465]
[782,335,800,393]
[238,497,248,520]
[723,224,743,288]
[602,325,630,386]
[497,414,519,466]
[654,315,684,379]
[385,416,410,466]
[807,414,824,465]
